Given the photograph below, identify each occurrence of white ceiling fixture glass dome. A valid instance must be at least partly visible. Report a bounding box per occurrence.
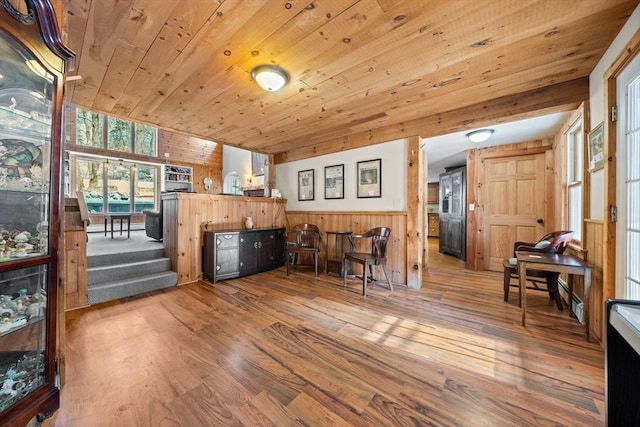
[251,64,289,92]
[466,129,495,143]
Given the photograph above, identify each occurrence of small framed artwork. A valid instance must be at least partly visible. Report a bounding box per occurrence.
[357,158,381,198]
[588,122,605,171]
[324,164,344,199]
[298,169,314,201]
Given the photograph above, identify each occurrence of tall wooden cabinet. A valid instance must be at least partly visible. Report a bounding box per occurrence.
[439,166,466,261]
[0,0,74,424]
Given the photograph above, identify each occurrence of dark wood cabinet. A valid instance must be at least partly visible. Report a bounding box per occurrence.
[203,232,240,282]
[439,167,466,260]
[203,228,285,283]
[0,1,74,424]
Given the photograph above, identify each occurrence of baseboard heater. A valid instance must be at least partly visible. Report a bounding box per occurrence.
[558,278,584,324]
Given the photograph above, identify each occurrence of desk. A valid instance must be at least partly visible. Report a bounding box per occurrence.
[104,213,131,239]
[325,231,354,277]
[516,251,593,340]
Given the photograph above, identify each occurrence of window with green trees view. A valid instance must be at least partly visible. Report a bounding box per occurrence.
[74,107,159,213]
[76,108,157,157]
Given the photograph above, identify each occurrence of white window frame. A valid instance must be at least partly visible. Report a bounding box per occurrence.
[566,119,584,242]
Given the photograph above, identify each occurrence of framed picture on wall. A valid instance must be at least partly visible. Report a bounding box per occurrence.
[357,158,381,198]
[298,169,314,201]
[588,122,605,171]
[324,164,344,199]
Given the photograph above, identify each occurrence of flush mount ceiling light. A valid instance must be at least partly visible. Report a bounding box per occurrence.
[466,129,494,143]
[251,64,289,92]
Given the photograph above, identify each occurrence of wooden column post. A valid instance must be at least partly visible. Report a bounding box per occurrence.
[406,136,424,288]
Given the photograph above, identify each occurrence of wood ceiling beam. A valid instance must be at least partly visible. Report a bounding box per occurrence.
[274,77,588,164]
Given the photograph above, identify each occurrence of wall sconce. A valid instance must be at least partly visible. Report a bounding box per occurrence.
[246,174,253,185]
[251,64,289,92]
[466,129,494,143]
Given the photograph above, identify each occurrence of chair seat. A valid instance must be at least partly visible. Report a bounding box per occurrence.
[345,252,379,264]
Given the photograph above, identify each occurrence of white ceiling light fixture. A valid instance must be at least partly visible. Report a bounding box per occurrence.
[251,64,289,92]
[466,129,494,143]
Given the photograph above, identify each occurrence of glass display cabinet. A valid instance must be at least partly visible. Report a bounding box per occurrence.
[0,0,73,424]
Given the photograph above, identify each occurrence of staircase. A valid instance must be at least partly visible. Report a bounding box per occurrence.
[87,247,178,305]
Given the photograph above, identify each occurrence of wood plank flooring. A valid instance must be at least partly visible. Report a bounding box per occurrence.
[49,239,605,426]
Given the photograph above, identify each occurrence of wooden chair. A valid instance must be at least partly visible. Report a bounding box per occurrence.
[503,230,574,310]
[343,227,393,296]
[285,224,321,277]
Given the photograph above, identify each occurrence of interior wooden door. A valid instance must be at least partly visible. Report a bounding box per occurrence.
[483,154,546,271]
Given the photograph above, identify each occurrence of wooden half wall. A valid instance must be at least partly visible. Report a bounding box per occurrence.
[162,192,287,285]
[285,211,408,286]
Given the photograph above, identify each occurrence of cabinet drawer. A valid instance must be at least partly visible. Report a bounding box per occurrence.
[215,233,239,248]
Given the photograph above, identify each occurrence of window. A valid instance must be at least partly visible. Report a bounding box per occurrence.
[134,123,157,156]
[223,172,242,195]
[135,166,155,212]
[75,107,157,156]
[107,117,132,152]
[251,152,267,176]
[107,161,131,211]
[76,158,105,212]
[74,156,158,213]
[76,109,103,148]
[566,119,583,242]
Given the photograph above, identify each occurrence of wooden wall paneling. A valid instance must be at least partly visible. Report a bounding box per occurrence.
[158,131,222,167]
[466,148,478,270]
[285,211,408,286]
[163,193,287,284]
[406,136,423,288]
[584,219,605,343]
[275,79,587,164]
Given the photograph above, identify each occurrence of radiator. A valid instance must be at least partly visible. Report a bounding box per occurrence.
[558,278,584,324]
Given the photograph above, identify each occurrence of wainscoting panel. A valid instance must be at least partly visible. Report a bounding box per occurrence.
[285,211,408,285]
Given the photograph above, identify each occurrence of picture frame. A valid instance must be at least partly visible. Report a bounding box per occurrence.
[298,169,314,201]
[588,122,605,172]
[357,158,381,198]
[324,164,344,199]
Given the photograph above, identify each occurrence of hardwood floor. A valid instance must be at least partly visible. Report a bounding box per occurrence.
[50,239,605,426]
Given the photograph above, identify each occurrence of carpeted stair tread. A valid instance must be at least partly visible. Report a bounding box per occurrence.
[87,271,178,305]
[87,247,165,268]
[88,258,172,286]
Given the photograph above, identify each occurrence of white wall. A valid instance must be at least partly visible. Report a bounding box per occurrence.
[222,145,264,188]
[275,139,408,211]
[588,3,640,220]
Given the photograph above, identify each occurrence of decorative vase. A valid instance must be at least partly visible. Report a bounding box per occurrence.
[245,216,254,230]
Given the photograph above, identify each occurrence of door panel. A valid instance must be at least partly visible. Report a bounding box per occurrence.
[483,154,546,271]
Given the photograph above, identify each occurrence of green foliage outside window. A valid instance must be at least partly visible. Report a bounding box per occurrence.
[135,123,157,156]
[76,109,103,148]
[107,116,132,152]
[76,107,157,155]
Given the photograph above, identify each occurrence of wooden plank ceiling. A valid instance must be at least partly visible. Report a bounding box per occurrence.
[63,0,638,161]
